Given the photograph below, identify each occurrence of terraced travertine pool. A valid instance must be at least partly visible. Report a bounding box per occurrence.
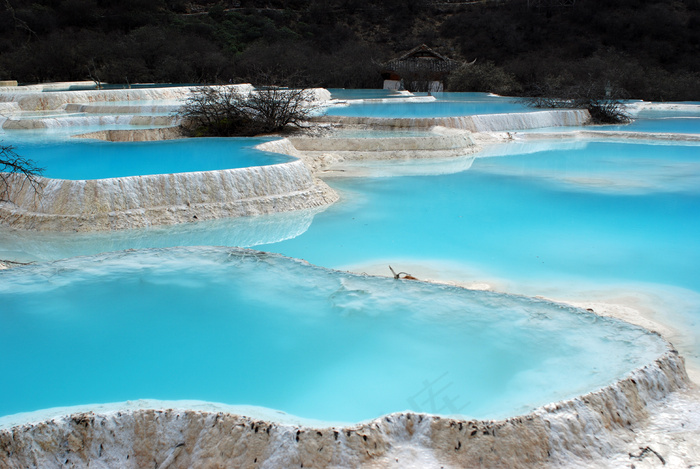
[0,88,698,468]
[0,246,669,424]
[325,91,535,118]
[4,139,697,365]
[15,137,287,180]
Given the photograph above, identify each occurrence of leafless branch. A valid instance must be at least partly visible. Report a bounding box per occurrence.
[525,81,631,124]
[87,58,103,90]
[178,85,318,136]
[3,0,37,42]
[0,144,45,202]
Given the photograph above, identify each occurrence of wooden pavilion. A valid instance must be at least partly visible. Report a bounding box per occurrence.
[381,44,461,92]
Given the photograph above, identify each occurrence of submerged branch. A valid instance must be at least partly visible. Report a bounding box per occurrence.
[389,265,418,280]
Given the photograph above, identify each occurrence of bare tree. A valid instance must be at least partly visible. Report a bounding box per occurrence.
[178,86,253,136]
[3,0,37,42]
[526,81,631,124]
[178,85,319,137]
[87,58,103,90]
[0,144,44,202]
[247,86,318,132]
[574,82,631,124]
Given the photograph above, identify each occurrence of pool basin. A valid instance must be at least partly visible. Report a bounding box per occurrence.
[0,246,687,468]
[16,138,289,180]
[0,246,672,423]
[0,139,337,231]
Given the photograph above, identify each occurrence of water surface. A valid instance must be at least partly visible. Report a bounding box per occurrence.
[325,92,533,118]
[13,137,289,180]
[0,247,667,423]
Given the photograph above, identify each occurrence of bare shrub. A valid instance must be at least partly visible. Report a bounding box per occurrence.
[247,86,319,132]
[581,98,631,124]
[178,85,319,137]
[526,82,631,124]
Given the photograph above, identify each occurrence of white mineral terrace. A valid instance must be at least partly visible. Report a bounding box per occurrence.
[0,99,587,232]
[0,127,482,231]
[1,87,699,467]
[0,85,337,231]
[0,85,332,129]
[2,114,178,129]
[0,350,690,469]
[314,108,592,131]
[0,159,338,232]
[63,102,182,114]
[0,84,251,111]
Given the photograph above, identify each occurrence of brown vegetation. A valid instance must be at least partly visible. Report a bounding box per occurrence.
[178,86,318,136]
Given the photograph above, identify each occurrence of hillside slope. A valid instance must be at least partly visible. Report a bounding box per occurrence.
[1,0,698,99]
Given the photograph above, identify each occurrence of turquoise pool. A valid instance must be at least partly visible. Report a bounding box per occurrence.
[14,137,289,180]
[604,116,700,134]
[4,137,696,357]
[0,94,698,425]
[0,247,667,423]
[7,140,697,291]
[522,106,700,134]
[324,92,534,118]
[254,140,700,303]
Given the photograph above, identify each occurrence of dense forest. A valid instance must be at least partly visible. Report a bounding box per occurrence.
[1,0,699,100]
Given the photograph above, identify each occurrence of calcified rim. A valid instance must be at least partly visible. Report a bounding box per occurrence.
[312,109,592,131]
[515,129,700,143]
[0,100,695,466]
[0,248,690,468]
[0,158,338,232]
[0,328,687,468]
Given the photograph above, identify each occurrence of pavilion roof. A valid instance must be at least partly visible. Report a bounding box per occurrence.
[385,44,460,73]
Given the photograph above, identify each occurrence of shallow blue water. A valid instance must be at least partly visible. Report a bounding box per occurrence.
[0,247,666,423]
[2,139,698,303]
[12,137,290,180]
[522,106,700,134]
[243,140,700,364]
[324,92,533,118]
[606,117,700,133]
[255,141,699,289]
[328,88,409,100]
[1,99,698,424]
